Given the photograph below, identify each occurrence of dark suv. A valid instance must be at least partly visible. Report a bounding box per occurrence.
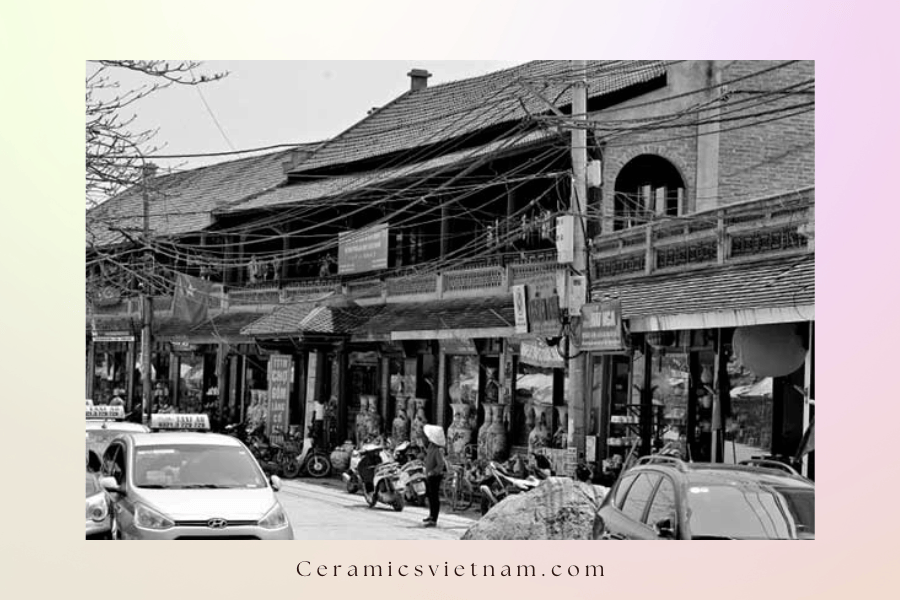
[593,457,814,540]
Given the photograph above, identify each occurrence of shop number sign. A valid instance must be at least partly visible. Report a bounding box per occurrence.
[579,300,624,352]
[267,355,292,438]
[86,406,125,420]
[150,414,210,430]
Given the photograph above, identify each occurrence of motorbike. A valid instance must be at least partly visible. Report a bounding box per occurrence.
[478,458,547,515]
[342,442,404,511]
[226,423,289,476]
[393,442,427,506]
[280,429,332,479]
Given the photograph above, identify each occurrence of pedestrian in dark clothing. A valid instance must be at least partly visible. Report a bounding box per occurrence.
[422,425,447,527]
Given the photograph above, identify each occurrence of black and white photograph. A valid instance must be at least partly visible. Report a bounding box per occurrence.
[85,60,815,541]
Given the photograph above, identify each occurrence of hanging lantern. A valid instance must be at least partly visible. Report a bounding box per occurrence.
[733,324,806,378]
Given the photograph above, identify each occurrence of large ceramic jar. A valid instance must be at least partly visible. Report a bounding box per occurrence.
[330,441,354,472]
[554,405,569,448]
[447,402,473,459]
[528,403,551,454]
[477,403,494,461]
[392,396,409,443]
[411,398,428,447]
[488,404,509,461]
[362,395,382,440]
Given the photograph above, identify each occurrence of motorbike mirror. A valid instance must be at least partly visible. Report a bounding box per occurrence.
[270,475,282,492]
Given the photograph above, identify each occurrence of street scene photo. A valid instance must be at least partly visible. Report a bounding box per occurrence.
[85,60,815,540]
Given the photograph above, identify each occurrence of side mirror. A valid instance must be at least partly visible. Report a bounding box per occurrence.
[654,517,676,539]
[270,475,282,492]
[592,513,606,540]
[99,476,123,495]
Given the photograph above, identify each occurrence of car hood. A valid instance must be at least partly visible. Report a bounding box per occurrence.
[136,488,277,521]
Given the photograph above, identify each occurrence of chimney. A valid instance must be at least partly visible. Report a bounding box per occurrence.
[407,68,432,91]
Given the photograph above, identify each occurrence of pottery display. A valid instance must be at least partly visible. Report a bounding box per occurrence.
[477,403,494,461]
[554,405,569,448]
[487,403,508,461]
[411,398,428,447]
[528,403,551,454]
[391,396,410,442]
[447,402,473,459]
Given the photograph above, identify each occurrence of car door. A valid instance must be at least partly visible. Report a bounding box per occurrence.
[642,475,680,539]
[102,441,136,538]
[599,472,662,539]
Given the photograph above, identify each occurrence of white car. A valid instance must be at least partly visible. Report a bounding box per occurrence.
[98,415,293,540]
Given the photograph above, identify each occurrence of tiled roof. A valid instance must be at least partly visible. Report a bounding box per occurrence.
[360,296,515,336]
[289,61,666,175]
[86,144,319,248]
[221,130,552,213]
[240,302,383,337]
[186,312,270,340]
[592,255,815,319]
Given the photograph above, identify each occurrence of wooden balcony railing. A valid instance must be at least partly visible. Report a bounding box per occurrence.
[591,187,814,281]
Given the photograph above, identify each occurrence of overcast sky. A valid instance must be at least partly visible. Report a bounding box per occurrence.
[99,61,524,173]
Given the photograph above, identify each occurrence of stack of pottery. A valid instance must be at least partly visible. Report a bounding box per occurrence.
[329,441,354,472]
[447,402,473,459]
[391,396,410,443]
[362,395,382,440]
[528,402,551,454]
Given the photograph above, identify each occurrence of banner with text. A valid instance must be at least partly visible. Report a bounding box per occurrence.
[267,354,292,439]
[338,224,389,275]
[580,300,625,352]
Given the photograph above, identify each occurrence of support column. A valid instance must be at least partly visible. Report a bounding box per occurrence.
[216,343,227,413]
[640,342,653,457]
[125,341,135,412]
[380,356,391,425]
[436,348,447,428]
[303,351,319,435]
[86,338,95,401]
[168,352,179,410]
[687,352,700,461]
[440,203,450,260]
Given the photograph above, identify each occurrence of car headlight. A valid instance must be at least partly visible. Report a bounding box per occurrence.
[134,503,174,531]
[86,494,108,522]
[258,503,288,530]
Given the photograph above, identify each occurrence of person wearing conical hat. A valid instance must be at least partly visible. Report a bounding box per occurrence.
[422,425,447,528]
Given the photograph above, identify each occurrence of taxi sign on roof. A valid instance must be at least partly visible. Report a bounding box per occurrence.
[86,405,125,420]
[150,413,210,431]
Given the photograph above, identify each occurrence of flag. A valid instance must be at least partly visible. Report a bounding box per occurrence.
[172,273,212,327]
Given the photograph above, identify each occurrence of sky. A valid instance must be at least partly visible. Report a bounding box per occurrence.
[95,61,524,173]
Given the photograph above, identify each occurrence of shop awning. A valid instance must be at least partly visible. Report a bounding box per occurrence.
[592,255,814,332]
[240,302,383,339]
[355,296,515,341]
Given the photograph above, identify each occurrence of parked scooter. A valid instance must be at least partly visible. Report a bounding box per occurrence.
[281,428,332,479]
[393,441,427,506]
[342,442,404,511]
[478,458,547,515]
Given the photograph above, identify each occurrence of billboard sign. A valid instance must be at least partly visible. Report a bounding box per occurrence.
[338,224,389,275]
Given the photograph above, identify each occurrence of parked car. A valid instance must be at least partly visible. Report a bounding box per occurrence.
[98,413,293,540]
[593,456,814,540]
[85,470,114,539]
[86,405,150,468]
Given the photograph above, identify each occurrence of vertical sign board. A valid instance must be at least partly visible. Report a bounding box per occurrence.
[512,284,528,334]
[556,215,574,264]
[580,300,625,352]
[338,223,389,275]
[266,354,292,439]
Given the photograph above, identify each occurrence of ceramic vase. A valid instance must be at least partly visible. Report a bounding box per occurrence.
[528,403,551,454]
[487,404,509,461]
[392,397,409,443]
[447,402,473,459]
[477,403,494,461]
[554,405,569,448]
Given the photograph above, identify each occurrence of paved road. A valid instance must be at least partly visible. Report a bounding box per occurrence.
[277,479,476,540]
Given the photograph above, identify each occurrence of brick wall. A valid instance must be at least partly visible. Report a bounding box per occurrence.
[716,60,814,205]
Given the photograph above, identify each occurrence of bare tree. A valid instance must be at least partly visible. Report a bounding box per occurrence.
[85,60,227,208]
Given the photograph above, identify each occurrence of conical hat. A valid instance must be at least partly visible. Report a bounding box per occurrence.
[423,424,446,447]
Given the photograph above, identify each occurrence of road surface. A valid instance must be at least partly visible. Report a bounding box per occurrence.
[277,479,476,540]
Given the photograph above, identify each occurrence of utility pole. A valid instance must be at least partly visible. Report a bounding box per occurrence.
[141,163,157,425]
[567,60,589,458]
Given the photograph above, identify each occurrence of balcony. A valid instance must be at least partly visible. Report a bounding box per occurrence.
[591,187,814,281]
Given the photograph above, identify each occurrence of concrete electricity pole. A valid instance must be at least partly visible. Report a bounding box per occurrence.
[567,61,589,456]
[141,163,157,425]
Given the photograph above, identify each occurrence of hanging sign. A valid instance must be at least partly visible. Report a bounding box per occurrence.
[338,223,389,275]
[267,354,293,438]
[93,331,134,343]
[86,406,125,420]
[579,300,624,352]
[519,339,565,369]
[512,285,528,334]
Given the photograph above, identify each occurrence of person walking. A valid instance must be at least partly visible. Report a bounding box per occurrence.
[422,425,447,528]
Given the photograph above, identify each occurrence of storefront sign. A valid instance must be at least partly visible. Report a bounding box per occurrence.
[442,339,477,355]
[512,285,528,334]
[267,354,292,438]
[519,339,564,369]
[580,300,625,352]
[93,331,134,343]
[170,341,199,353]
[338,223,389,275]
[528,293,562,337]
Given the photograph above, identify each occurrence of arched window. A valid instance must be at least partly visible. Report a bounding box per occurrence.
[613,155,685,231]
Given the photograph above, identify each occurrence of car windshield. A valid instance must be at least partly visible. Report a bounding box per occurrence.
[85,472,101,497]
[132,444,267,489]
[687,484,814,539]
